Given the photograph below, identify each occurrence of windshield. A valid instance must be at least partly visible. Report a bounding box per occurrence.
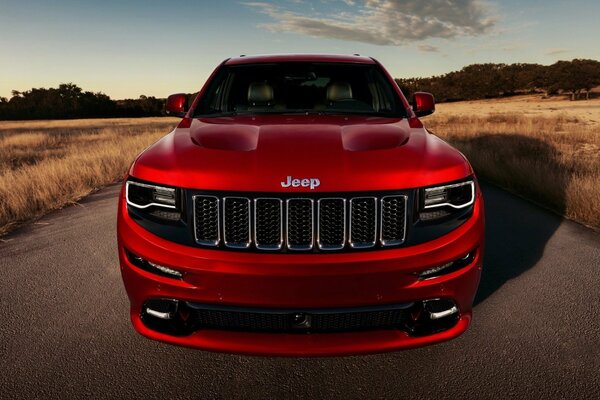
[194,62,406,117]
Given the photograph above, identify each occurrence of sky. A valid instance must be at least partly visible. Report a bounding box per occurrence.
[1,0,599,100]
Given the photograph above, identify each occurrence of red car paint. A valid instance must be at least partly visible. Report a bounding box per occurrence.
[117,54,484,356]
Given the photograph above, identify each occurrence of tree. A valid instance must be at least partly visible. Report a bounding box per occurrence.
[395,59,600,102]
[0,83,167,120]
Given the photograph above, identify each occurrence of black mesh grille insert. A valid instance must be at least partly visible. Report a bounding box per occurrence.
[191,193,411,251]
[188,304,409,333]
[381,196,407,246]
[318,198,346,249]
[194,196,219,245]
[287,199,313,250]
[223,198,250,248]
[350,197,377,248]
[255,198,282,249]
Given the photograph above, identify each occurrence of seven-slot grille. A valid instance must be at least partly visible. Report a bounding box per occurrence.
[193,194,407,251]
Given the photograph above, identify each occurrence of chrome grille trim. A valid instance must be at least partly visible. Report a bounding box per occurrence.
[317,198,346,250]
[349,197,378,249]
[192,193,409,251]
[254,198,283,250]
[380,195,408,247]
[286,198,314,251]
[192,195,220,246]
[222,197,251,248]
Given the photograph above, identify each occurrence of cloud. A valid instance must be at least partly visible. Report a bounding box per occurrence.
[245,0,496,46]
[546,48,570,56]
[417,44,440,52]
[501,43,526,52]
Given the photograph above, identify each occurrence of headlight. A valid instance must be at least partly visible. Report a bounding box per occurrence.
[420,179,475,221]
[126,180,182,221]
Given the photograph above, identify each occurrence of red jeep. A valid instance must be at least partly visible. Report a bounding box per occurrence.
[117,54,484,356]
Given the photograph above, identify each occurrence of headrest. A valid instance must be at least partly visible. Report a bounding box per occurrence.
[248,82,274,104]
[327,82,353,102]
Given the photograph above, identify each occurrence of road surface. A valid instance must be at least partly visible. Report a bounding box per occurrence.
[1,183,599,399]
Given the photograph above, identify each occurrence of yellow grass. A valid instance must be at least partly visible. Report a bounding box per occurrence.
[0,118,179,235]
[427,96,600,229]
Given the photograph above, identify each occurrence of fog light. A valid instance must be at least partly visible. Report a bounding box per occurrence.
[126,250,183,279]
[419,261,453,278]
[147,261,183,278]
[417,249,476,279]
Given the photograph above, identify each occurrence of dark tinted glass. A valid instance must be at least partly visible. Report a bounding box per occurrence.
[195,63,405,117]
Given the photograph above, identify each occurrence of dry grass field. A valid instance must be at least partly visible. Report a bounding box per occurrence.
[0,117,179,235]
[428,95,600,229]
[0,95,599,236]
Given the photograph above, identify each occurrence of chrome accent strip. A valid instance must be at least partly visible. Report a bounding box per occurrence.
[254,198,283,250]
[286,198,314,251]
[192,195,220,246]
[428,306,459,320]
[349,197,377,249]
[145,307,174,320]
[317,198,346,251]
[125,180,177,209]
[223,197,251,249]
[424,180,475,209]
[380,195,408,247]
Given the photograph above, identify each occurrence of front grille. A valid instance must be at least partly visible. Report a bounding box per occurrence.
[193,193,407,252]
[223,197,251,248]
[193,195,219,246]
[349,197,377,248]
[287,199,314,250]
[317,198,346,250]
[187,303,411,333]
[381,196,408,246]
[254,198,283,250]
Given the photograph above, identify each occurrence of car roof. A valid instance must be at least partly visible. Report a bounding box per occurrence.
[224,54,377,66]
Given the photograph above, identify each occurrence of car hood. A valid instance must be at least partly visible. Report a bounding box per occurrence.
[130,115,472,192]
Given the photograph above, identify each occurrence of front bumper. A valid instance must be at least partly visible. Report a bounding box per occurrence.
[117,187,484,356]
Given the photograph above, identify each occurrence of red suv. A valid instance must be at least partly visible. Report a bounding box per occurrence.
[117,54,484,356]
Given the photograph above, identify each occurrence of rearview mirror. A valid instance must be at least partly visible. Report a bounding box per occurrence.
[166,93,188,117]
[412,92,435,117]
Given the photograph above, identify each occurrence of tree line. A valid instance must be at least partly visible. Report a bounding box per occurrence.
[396,59,600,102]
[0,83,166,120]
[2,59,599,119]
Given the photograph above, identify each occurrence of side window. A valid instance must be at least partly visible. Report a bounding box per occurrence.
[373,70,394,112]
[196,70,231,115]
[368,82,380,112]
[207,82,223,112]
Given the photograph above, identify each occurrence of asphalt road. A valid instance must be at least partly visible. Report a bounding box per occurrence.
[1,182,599,400]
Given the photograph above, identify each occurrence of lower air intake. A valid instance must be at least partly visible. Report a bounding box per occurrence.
[186,303,413,333]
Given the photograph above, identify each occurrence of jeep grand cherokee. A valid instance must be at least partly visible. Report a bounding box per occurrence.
[117,54,484,356]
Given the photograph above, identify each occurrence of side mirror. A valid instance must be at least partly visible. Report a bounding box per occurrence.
[166,93,188,117]
[412,92,435,117]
